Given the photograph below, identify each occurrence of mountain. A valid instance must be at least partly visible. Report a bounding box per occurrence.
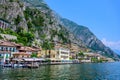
[60,18,120,60]
[0,0,86,49]
[0,0,120,60]
[113,49,120,55]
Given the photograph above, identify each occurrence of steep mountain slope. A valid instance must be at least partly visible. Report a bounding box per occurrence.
[21,0,86,48]
[60,18,120,60]
[0,0,28,30]
[0,0,86,48]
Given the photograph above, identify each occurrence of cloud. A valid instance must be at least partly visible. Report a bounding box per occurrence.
[101,38,120,50]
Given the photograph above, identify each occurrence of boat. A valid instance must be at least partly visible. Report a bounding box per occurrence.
[27,62,39,68]
[13,64,25,68]
[3,63,12,67]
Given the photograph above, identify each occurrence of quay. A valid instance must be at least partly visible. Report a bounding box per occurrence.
[0,58,80,68]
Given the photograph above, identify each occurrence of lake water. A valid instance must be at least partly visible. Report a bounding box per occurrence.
[0,62,120,80]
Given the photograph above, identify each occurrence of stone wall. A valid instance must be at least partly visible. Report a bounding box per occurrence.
[0,34,17,40]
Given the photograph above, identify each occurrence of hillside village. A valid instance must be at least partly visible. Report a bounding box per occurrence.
[0,40,114,65]
[0,18,114,66]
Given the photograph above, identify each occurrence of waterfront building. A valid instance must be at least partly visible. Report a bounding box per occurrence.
[19,46,35,54]
[56,48,70,60]
[69,43,80,59]
[38,47,70,61]
[37,50,57,59]
[12,46,41,59]
[12,52,31,58]
[0,40,20,63]
[79,52,107,62]
[0,40,41,63]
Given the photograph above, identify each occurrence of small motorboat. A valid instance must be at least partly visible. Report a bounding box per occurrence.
[27,62,39,68]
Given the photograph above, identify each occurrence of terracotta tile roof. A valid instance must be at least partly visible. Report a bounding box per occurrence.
[13,52,31,55]
[33,46,42,51]
[0,40,40,52]
[0,41,15,47]
[0,40,21,47]
[11,42,22,47]
[19,46,40,52]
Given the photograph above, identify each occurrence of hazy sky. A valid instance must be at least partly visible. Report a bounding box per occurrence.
[44,0,120,50]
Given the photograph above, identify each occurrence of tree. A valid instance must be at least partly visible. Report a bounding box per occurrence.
[78,51,84,57]
[14,15,22,25]
[0,35,3,39]
[16,27,24,34]
[31,53,37,58]
[77,51,84,60]
[42,40,54,58]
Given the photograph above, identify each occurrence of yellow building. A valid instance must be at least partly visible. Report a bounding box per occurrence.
[37,47,70,61]
[37,50,57,59]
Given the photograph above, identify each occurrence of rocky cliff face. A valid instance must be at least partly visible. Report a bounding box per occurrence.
[0,0,28,30]
[0,0,119,60]
[60,18,120,60]
[21,0,86,47]
[0,0,86,48]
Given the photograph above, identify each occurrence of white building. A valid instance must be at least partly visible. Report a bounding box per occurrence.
[0,40,20,63]
[57,48,70,60]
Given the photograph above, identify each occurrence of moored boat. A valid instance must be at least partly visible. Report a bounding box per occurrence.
[27,62,39,68]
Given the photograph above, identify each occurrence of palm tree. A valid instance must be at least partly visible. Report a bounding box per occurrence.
[77,51,84,60]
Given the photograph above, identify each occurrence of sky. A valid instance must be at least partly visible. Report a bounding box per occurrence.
[44,0,120,50]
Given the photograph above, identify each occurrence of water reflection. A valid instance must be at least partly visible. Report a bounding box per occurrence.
[0,62,120,80]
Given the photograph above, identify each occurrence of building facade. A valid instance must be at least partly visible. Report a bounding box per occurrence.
[12,46,41,59]
[0,18,9,29]
[13,52,31,58]
[0,41,18,63]
[57,48,70,60]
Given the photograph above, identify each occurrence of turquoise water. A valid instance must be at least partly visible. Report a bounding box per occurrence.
[0,62,120,80]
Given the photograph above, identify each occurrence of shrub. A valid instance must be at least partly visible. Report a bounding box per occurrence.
[31,53,37,58]
[14,15,22,25]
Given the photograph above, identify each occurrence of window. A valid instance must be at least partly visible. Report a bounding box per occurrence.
[3,47,6,51]
[0,47,1,50]
[13,48,16,52]
[0,21,1,26]
[6,47,7,51]
[10,47,12,51]
[7,47,8,51]
[1,47,3,51]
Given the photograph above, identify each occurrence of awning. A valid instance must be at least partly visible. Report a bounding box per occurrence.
[12,58,23,61]
[23,58,45,61]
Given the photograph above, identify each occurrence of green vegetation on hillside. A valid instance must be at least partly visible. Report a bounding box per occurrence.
[17,27,35,46]
[14,15,22,25]
[42,40,54,50]
[24,7,70,45]
[24,7,45,30]
[42,40,54,58]
[0,28,35,46]
[23,7,46,42]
